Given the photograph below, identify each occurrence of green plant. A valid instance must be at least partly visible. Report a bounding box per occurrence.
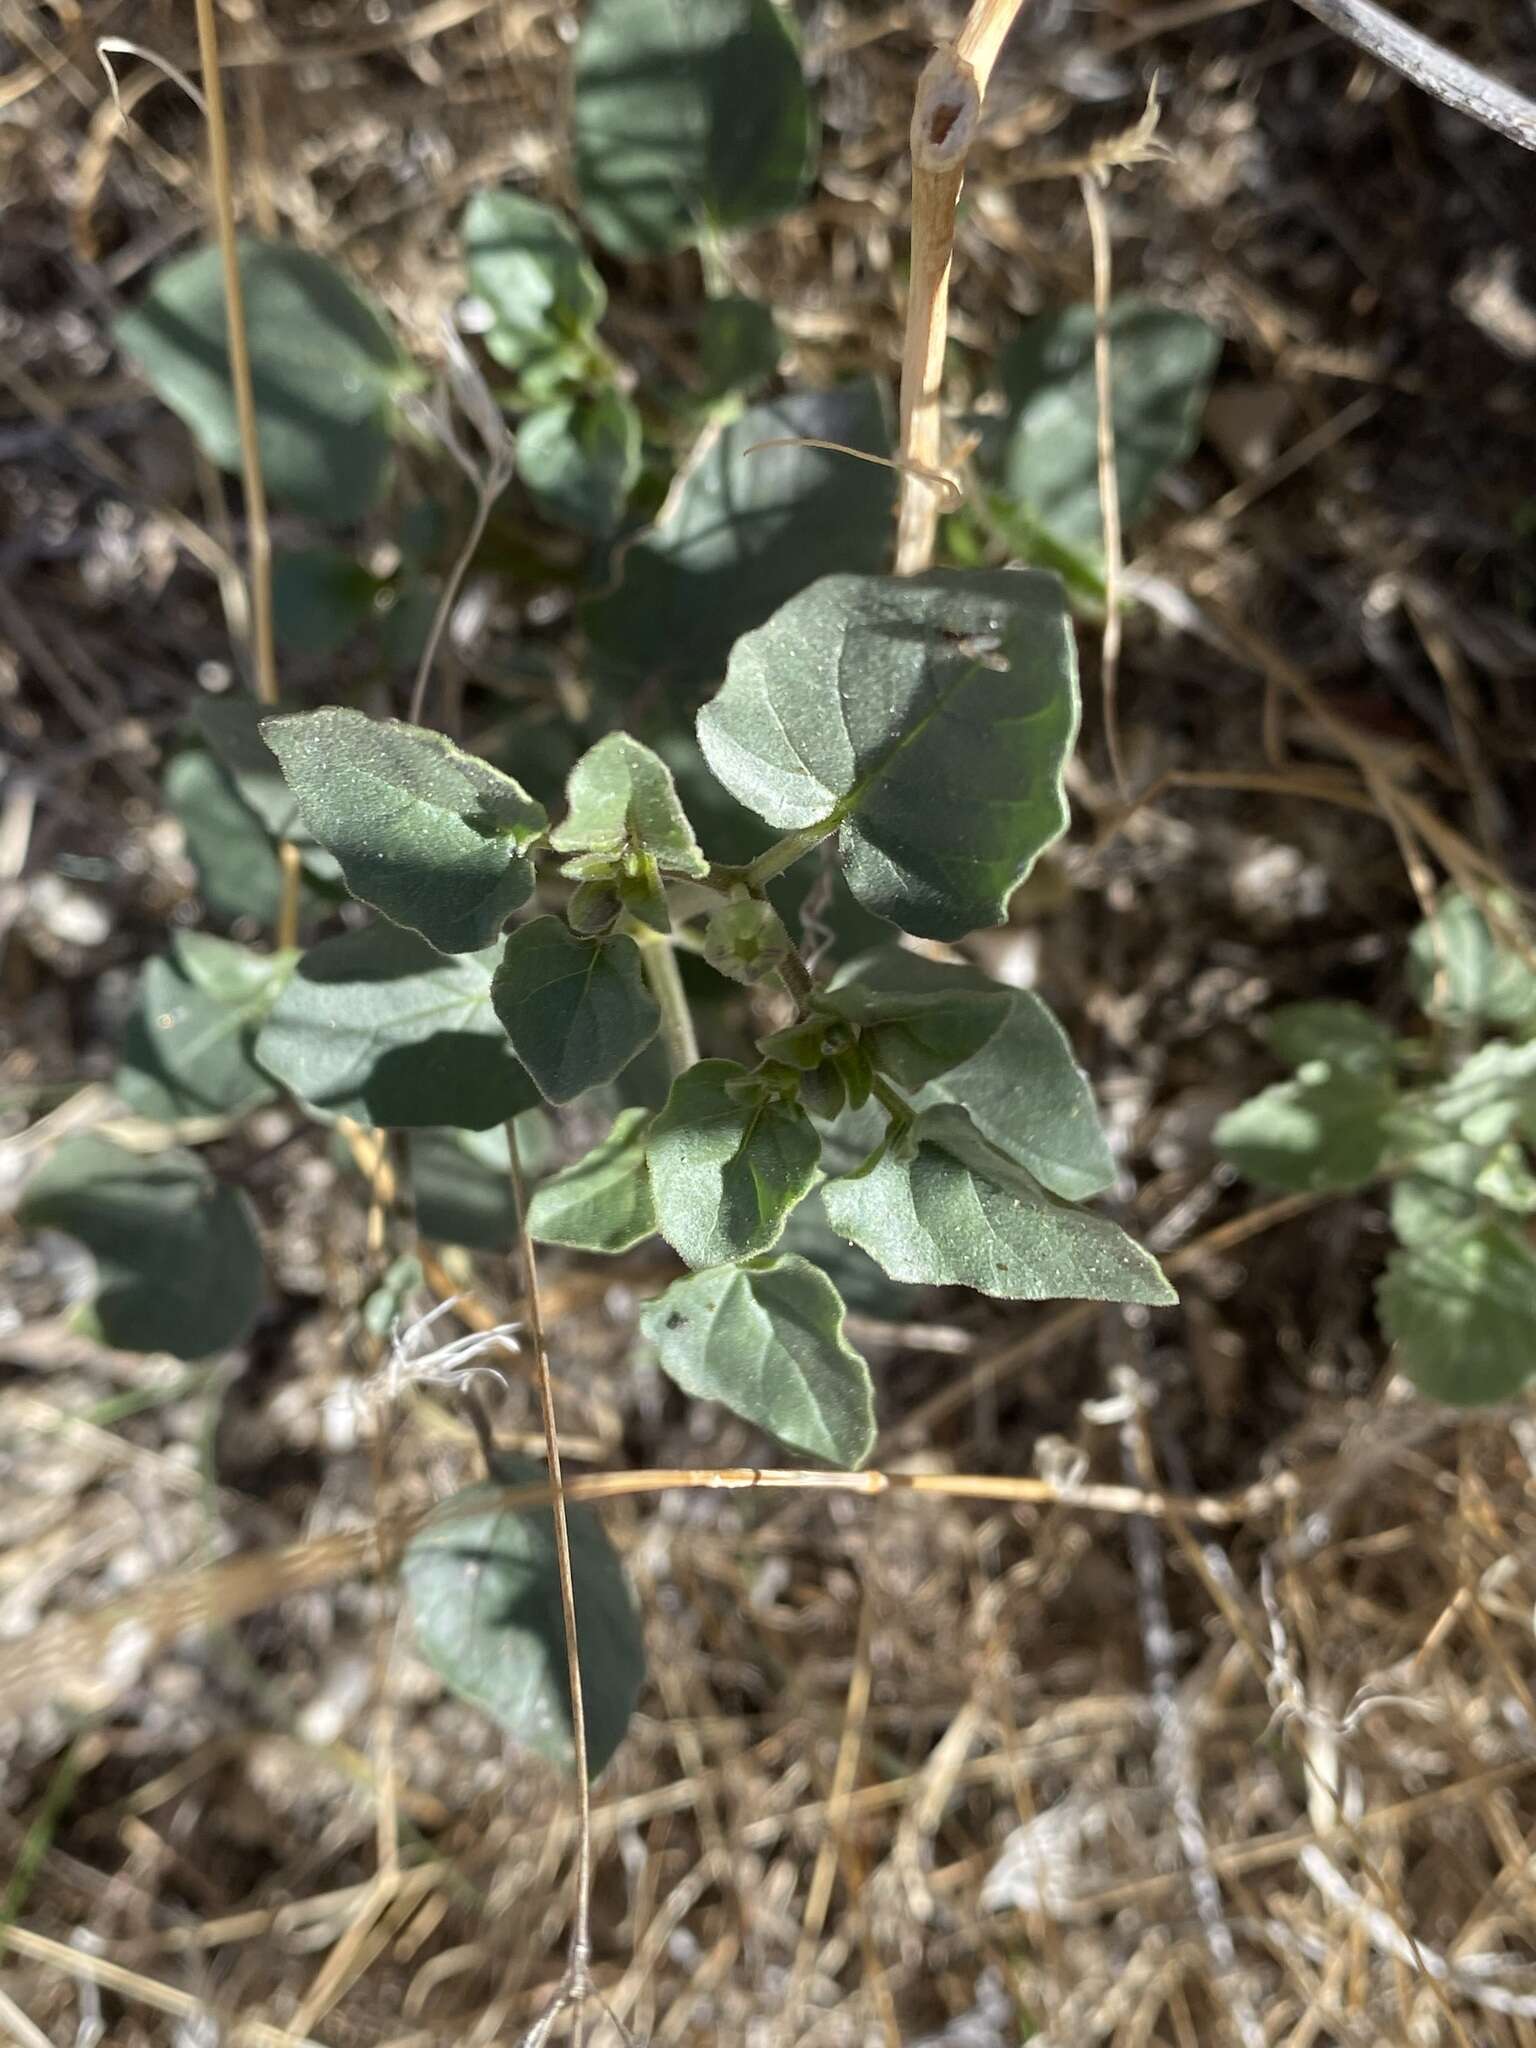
[20,0,1249,1789]
[1217,890,1536,1406]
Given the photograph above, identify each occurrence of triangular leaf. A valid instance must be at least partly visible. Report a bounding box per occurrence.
[262,708,546,954]
[697,569,1078,940]
[639,1256,874,1465]
[551,733,708,877]
[991,298,1220,554]
[583,383,895,700]
[821,1106,1174,1305]
[527,1109,657,1252]
[572,0,813,258]
[463,187,606,368]
[18,1136,264,1357]
[647,1059,820,1267]
[401,1452,645,1777]
[491,917,660,1104]
[115,239,410,524]
[256,922,538,1129]
[1378,1219,1536,1407]
[117,932,295,1121]
[833,949,1117,1200]
[814,983,1010,1091]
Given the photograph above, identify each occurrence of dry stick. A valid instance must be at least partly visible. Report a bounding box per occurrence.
[189,0,300,951]
[1079,169,1128,800]
[0,1462,1299,1725]
[1292,0,1536,152]
[894,48,978,575]
[505,1123,596,2020]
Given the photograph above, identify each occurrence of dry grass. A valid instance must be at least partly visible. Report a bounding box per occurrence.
[4,0,1536,2042]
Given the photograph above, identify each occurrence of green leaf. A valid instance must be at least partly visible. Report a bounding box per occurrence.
[115,239,410,524]
[19,1136,264,1357]
[262,708,546,954]
[703,898,792,985]
[1215,1070,1395,1193]
[526,1109,657,1252]
[821,1106,1174,1305]
[698,568,1078,940]
[551,733,708,877]
[256,922,538,1129]
[463,188,606,368]
[775,1190,922,1319]
[1414,1040,1536,1149]
[270,548,382,656]
[572,0,813,258]
[583,383,895,700]
[814,982,1010,1091]
[491,918,660,1105]
[646,1059,820,1267]
[1378,1219,1536,1406]
[192,696,308,845]
[517,389,641,535]
[699,295,780,398]
[164,748,291,927]
[991,298,1220,554]
[1265,1001,1398,1079]
[1409,891,1536,1032]
[401,1452,645,1776]
[1387,1135,1536,1248]
[408,1118,549,1252]
[639,1256,874,1465]
[117,932,295,1121]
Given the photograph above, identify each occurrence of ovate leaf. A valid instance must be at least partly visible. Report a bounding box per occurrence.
[408,1117,550,1252]
[117,932,295,1121]
[698,569,1077,940]
[639,1256,874,1465]
[833,949,1117,1200]
[1265,1001,1398,1079]
[1378,1219,1536,1406]
[646,1059,819,1267]
[572,0,813,258]
[551,733,708,876]
[270,548,382,656]
[517,389,641,535]
[255,922,538,1129]
[262,708,546,954]
[527,1109,657,1252]
[583,383,894,699]
[1215,1070,1395,1193]
[821,1107,1174,1305]
[1408,891,1536,1032]
[115,239,411,524]
[814,983,1010,1090]
[402,1452,645,1776]
[992,298,1220,554]
[164,748,291,928]
[463,188,606,369]
[491,918,659,1104]
[19,1136,264,1357]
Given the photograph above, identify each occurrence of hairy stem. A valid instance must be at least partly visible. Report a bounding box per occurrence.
[741,820,838,891]
[638,932,699,1075]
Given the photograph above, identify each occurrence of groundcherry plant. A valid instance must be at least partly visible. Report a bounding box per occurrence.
[12,0,1245,1777]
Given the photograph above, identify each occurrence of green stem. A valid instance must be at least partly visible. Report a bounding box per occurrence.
[638,933,699,1076]
[741,820,839,891]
